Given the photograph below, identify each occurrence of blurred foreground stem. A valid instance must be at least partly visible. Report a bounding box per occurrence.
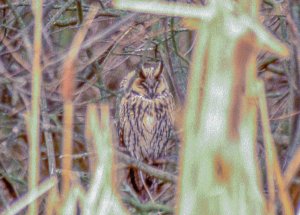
[27,0,43,214]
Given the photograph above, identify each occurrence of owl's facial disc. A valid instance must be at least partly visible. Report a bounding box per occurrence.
[131,62,166,99]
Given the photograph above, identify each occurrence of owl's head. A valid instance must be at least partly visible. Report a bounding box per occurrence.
[131,62,167,99]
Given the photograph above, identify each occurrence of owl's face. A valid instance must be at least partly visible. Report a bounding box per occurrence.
[131,63,167,99]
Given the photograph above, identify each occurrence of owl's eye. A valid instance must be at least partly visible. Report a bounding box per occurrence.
[154,80,160,89]
[140,82,148,89]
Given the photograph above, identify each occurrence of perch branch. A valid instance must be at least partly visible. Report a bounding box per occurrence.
[117,152,177,184]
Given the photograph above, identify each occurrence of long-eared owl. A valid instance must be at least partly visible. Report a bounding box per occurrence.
[119,62,175,163]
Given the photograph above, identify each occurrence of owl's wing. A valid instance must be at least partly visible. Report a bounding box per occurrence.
[119,71,135,148]
[165,93,175,124]
[119,97,126,125]
[118,97,127,147]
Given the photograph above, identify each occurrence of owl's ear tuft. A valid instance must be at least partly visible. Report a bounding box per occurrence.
[154,61,163,78]
[138,66,147,80]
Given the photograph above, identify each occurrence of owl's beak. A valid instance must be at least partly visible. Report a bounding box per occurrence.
[149,89,155,98]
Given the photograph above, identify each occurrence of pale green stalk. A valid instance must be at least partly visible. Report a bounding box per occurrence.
[28,0,43,214]
[4,178,57,215]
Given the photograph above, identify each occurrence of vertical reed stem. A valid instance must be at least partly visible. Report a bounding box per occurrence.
[28,0,43,214]
[62,102,74,195]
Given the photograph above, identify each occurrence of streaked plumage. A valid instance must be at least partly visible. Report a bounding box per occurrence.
[119,62,175,163]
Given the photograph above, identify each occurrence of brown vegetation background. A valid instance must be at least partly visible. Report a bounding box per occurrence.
[0,0,300,214]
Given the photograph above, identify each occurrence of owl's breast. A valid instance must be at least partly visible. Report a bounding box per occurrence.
[120,93,174,160]
[142,113,156,133]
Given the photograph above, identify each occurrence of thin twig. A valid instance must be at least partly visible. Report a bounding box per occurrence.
[122,196,173,214]
[41,90,57,176]
[117,152,177,183]
[44,0,77,31]
[5,0,32,59]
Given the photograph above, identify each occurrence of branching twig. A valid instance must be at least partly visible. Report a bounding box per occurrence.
[117,152,177,184]
[44,0,77,31]
[122,196,173,214]
[41,90,57,177]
